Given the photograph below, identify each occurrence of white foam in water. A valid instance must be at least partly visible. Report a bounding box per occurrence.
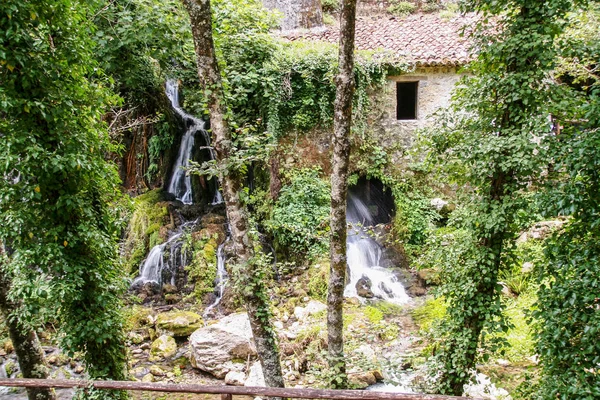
[344,192,410,305]
[204,235,230,316]
[165,79,224,205]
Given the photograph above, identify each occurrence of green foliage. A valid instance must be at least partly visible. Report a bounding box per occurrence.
[363,306,384,324]
[146,115,175,180]
[307,262,330,300]
[490,294,537,363]
[184,234,219,302]
[321,0,341,13]
[418,0,581,394]
[124,189,169,274]
[388,1,417,16]
[0,0,128,390]
[412,297,447,332]
[268,168,331,258]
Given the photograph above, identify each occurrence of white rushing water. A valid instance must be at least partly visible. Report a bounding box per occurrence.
[131,80,224,289]
[132,219,197,288]
[166,79,224,205]
[204,234,230,316]
[165,79,200,205]
[344,192,410,304]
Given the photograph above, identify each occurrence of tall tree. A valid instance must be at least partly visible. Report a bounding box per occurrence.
[535,4,600,397]
[0,248,55,400]
[424,0,579,395]
[327,0,357,388]
[0,0,128,396]
[182,0,285,389]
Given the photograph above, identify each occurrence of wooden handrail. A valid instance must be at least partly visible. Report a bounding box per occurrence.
[0,378,478,400]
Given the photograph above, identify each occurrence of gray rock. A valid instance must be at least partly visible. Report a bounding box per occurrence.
[225,370,246,386]
[356,276,374,298]
[293,300,327,321]
[244,361,265,387]
[189,313,257,379]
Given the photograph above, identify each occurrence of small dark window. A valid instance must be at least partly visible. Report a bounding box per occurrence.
[396,81,418,120]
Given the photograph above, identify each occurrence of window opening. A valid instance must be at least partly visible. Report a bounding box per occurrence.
[396,81,418,120]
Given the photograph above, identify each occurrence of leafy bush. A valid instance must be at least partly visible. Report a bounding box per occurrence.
[308,262,330,300]
[321,0,340,13]
[268,168,330,258]
[388,1,417,17]
[412,297,447,331]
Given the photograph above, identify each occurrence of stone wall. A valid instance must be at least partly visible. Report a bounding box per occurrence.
[370,66,462,163]
[262,0,323,30]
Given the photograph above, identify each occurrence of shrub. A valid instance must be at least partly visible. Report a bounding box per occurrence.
[388,1,417,17]
[268,168,330,258]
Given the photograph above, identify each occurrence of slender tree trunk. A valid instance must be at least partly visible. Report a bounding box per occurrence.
[327,0,357,388]
[0,249,56,400]
[182,0,285,390]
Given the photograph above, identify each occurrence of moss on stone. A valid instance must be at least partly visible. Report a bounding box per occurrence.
[185,234,219,303]
[123,189,171,274]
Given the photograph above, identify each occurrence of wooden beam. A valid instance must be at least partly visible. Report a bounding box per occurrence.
[0,378,480,400]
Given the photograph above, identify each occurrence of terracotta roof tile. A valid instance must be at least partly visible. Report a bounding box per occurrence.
[283,13,475,66]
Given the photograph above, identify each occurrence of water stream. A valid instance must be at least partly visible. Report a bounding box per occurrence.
[344,188,409,304]
[204,233,230,316]
[132,80,225,295]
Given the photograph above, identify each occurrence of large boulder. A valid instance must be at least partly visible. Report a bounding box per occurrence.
[150,335,177,361]
[189,313,257,379]
[156,310,203,337]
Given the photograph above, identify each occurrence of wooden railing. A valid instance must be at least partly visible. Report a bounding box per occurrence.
[0,378,481,400]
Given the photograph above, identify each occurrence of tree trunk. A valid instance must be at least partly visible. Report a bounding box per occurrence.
[0,249,56,400]
[182,0,285,390]
[327,0,357,388]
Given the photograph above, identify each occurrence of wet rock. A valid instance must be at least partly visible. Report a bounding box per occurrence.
[150,335,177,361]
[225,370,246,386]
[293,300,327,321]
[163,284,178,294]
[165,294,182,304]
[189,313,256,379]
[73,365,85,374]
[244,361,265,387]
[156,310,203,337]
[348,371,377,388]
[149,365,166,376]
[130,367,149,379]
[356,276,374,298]
[141,281,161,297]
[128,332,144,345]
[142,373,155,383]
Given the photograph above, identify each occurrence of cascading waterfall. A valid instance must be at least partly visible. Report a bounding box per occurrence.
[166,79,200,205]
[344,188,410,305]
[204,233,230,316]
[132,79,224,289]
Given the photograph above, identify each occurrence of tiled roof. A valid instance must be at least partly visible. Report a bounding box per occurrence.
[283,13,474,67]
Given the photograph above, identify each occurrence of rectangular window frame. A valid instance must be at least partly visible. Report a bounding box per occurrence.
[396,81,419,121]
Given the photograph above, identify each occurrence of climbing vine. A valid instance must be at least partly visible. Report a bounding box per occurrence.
[419,0,581,395]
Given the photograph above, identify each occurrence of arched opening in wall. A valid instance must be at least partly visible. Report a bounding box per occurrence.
[345,177,411,304]
[347,176,395,226]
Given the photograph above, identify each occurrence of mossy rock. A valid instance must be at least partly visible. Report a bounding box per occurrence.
[150,335,177,361]
[156,310,203,337]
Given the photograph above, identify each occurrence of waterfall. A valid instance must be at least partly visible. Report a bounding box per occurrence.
[131,80,224,290]
[165,79,224,205]
[204,234,230,316]
[132,219,198,288]
[345,190,410,305]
